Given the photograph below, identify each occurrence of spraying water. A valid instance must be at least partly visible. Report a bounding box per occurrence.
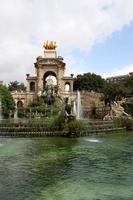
[0,99,2,120]
[14,106,18,119]
[85,138,102,143]
[77,90,82,119]
[73,101,77,116]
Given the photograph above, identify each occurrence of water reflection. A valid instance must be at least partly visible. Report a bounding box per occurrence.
[0,133,133,200]
[84,138,102,143]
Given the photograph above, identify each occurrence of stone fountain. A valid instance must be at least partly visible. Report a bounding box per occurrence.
[0,99,2,120]
[76,90,82,119]
[14,104,18,119]
[72,91,83,119]
[103,101,131,120]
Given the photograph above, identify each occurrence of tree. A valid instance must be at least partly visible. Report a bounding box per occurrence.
[102,82,125,106]
[0,85,15,117]
[123,76,133,97]
[8,81,26,91]
[73,73,106,92]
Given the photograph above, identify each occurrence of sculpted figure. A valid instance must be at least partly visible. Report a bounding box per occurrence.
[43,41,57,50]
[103,101,131,120]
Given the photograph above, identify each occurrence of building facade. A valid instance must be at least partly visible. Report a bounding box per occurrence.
[106,72,133,83]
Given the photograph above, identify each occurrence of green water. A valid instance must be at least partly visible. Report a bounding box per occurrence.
[0,132,133,200]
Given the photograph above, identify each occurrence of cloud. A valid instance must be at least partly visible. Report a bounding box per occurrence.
[0,0,133,83]
[103,63,133,78]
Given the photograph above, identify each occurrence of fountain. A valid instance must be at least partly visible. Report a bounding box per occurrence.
[14,105,18,119]
[103,101,131,120]
[76,90,82,119]
[0,99,2,120]
[73,101,77,116]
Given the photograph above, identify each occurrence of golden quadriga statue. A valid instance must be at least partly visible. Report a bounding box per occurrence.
[43,41,57,50]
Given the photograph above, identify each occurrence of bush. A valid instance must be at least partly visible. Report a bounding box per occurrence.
[65,119,85,136]
[122,102,133,117]
[0,85,15,118]
[47,111,66,131]
[17,107,25,118]
[121,118,133,130]
[113,117,133,130]
[65,104,71,115]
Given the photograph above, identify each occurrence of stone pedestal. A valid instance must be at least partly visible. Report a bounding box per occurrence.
[44,50,57,58]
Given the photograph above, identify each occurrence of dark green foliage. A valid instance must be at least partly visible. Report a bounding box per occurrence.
[30,98,45,109]
[0,85,15,117]
[47,111,66,131]
[113,117,133,130]
[43,86,55,105]
[65,104,71,115]
[27,98,46,117]
[103,75,133,106]
[47,111,85,134]
[122,118,133,130]
[102,82,124,106]
[107,75,133,100]
[74,73,106,92]
[17,107,25,118]
[28,96,62,118]
[65,119,85,136]
[122,102,133,117]
[8,81,26,91]
[74,72,133,107]
[123,76,133,97]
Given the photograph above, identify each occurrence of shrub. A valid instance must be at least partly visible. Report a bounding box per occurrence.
[0,85,15,118]
[121,118,133,130]
[65,104,71,115]
[122,102,133,117]
[113,117,133,130]
[65,119,85,136]
[17,107,25,118]
[113,117,123,128]
[47,111,66,131]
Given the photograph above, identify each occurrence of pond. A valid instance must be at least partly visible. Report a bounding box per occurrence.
[0,132,133,200]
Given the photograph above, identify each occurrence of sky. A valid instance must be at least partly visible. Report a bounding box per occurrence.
[0,0,133,83]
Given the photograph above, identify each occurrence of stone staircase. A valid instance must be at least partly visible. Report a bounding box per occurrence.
[81,119,125,136]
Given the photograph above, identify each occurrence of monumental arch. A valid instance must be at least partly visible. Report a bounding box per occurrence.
[11,41,104,118]
[12,41,74,107]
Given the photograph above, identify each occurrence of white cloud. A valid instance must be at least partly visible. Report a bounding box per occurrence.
[103,64,133,78]
[0,0,133,83]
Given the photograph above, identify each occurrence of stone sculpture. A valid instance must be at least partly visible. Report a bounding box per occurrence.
[103,101,131,120]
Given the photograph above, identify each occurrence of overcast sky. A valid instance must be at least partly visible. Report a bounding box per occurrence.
[0,0,133,83]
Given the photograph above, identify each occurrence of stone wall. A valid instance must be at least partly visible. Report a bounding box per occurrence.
[12,91,36,107]
[81,91,104,108]
[83,106,110,119]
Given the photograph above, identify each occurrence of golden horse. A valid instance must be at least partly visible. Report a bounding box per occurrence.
[43,41,57,50]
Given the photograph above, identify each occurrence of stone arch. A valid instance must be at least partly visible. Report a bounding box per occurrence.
[43,71,57,89]
[65,82,71,92]
[30,81,35,92]
[17,100,23,108]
